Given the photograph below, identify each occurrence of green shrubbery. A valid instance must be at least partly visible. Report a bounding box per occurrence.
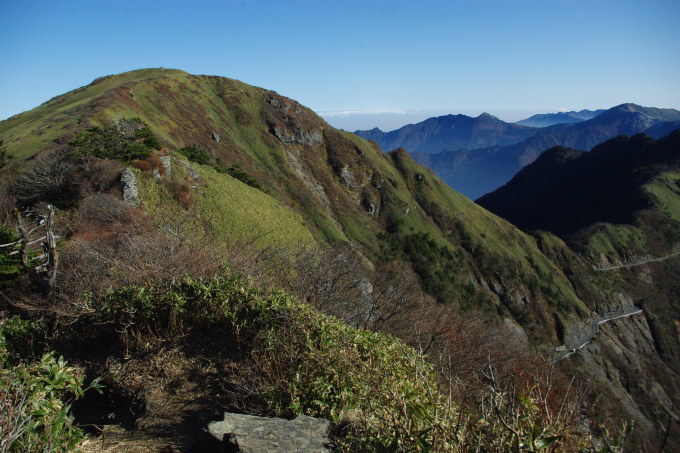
[0,320,97,453]
[379,229,462,305]
[85,274,462,450]
[177,144,213,166]
[79,273,614,452]
[69,118,161,161]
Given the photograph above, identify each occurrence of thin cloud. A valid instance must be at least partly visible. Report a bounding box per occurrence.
[319,109,407,118]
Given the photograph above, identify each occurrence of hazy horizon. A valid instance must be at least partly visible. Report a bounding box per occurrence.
[319,107,607,132]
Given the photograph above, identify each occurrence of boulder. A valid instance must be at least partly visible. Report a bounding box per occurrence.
[120,168,139,206]
[207,413,331,452]
[159,155,172,177]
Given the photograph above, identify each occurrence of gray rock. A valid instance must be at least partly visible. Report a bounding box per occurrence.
[208,413,331,452]
[212,131,221,143]
[159,155,172,178]
[340,167,358,190]
[120,168,139,206]
[180,160,201,181]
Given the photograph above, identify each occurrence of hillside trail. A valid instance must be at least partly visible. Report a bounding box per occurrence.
[592,247,680,271]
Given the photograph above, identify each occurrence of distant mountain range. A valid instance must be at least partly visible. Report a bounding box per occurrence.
[515,109,605,127]
[355,113,537,154]
[356,103,680,199]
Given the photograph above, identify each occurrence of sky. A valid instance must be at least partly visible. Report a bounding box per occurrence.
[1,0,679,131]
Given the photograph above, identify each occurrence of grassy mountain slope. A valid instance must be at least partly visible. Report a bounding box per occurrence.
[0,68,592,336]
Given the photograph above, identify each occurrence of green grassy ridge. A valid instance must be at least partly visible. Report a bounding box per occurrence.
[89,72,348,245]
[0,68,188,160]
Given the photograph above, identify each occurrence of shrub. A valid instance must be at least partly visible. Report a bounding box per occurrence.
[168,181,194,209]
[0,329,97,453]
[13,149,79,207]
[223,163,264,191]
[178,144,214,166]
[378,230,462,304]
[177,145,264,191]
[69,118,161,161]
[88,159,123,192]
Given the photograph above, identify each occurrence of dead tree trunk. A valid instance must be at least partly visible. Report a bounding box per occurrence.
[4,206,59,296]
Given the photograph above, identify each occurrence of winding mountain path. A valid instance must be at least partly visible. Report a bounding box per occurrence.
[592,248,680,271]
[553,308,644,363]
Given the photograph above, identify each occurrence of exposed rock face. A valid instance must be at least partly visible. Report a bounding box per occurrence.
[273,126,323,146]
[207,413,331,452]
[120,168,139,206]
[264,92,324,146]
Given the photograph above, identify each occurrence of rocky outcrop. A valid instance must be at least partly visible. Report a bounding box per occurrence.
[160,155,172,177]
[207,413,331,452]
[180,160,201,181]
[273,126,323,146]
[120,168,139,206]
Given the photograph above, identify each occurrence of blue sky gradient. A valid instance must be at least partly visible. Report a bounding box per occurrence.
[1,0,678,131]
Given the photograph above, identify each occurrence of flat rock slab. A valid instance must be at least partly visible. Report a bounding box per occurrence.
[208,413,331,452]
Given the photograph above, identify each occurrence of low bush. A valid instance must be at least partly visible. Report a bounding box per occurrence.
[69,118,161,161]
[0,325,98,453]
[178,144,214,166]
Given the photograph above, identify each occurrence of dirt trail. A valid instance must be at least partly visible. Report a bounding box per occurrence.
[593,248,680,271]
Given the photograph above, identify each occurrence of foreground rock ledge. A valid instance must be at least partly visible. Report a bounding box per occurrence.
[208,413,331,452]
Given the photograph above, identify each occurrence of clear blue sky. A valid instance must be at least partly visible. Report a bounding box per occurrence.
[1,0,678,131]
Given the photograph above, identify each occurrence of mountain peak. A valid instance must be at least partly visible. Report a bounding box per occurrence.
[477,112,498,121]
[611,103,644,113]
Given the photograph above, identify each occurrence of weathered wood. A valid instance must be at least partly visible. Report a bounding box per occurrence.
[10,205,59,297]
